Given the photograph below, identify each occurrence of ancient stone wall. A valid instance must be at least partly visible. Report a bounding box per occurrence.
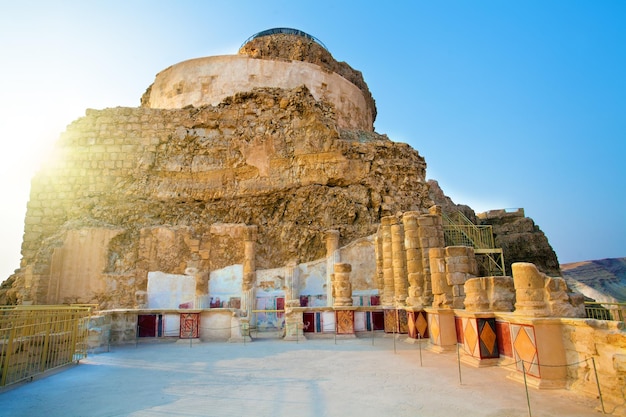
[7,86,430,307]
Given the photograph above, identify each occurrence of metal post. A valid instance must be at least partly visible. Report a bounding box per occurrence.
[591,357,606,414]
[371,312,375,346]
[393,309,397,354]
[522,360,532,417]
[418,332,422,367]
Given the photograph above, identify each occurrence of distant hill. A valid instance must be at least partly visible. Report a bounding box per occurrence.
[561,257,626,303]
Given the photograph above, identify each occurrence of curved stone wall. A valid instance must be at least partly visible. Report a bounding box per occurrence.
[145,55,373,131]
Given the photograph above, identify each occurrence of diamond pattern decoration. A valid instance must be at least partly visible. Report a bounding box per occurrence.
[512,324,540,377]
[336,310,354,334]
[479,319,497,357]
[429,314,440,344]
[416,311,428,338]
[384,309,397,333]
[464,318,478,356]
[407,312,417,338]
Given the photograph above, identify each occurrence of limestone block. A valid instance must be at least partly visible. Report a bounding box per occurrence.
[488,276,515,312]
[512,262,549,317]
[464,278,489,311]
[447,271,469,286]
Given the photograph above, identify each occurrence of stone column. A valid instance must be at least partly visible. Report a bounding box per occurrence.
[333,263,353,307]
[402,211,424,308]
[512,262,548,317]
[373,234,385,297]
[390,217,408,306]
[324,230,340,307]
[284,260,300,305]
[430,247,452,308]
[445,246,477,309]
[380,216,395,307]
[283,260,305,340]
[241,225,258,318]
[186,264,209,308]
[417,206,445,306]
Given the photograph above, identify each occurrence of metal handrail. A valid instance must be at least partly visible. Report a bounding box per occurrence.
[0,306,91,386]
[584,302,625,322]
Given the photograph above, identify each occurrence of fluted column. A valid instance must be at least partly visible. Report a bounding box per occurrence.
[380,216,395,307]
[333,263,353,307]
[390,217,408,306]
[374,234,384,297]
[417,206,445,306]
[241,225,258,317]
[324,230,340,307]
[285,260,299,304]
[402,211,423,308]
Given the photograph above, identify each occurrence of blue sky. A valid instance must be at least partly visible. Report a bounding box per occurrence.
[0,1,624,280]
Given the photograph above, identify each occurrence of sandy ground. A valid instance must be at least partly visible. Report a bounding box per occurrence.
[0,334,605,417]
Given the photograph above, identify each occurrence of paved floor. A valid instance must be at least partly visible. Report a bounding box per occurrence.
[0,334,604,417]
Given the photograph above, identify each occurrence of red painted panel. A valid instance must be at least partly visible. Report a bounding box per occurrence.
[372,311,385,330]
[303,313,315,333]
[137,314,157,337]
[496,321,513,357]
[455,316,463,344]
[276,297,285,318]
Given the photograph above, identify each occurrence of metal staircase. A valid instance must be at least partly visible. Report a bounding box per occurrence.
[442,211,506,276]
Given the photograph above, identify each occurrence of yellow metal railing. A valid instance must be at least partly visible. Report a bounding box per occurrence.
[0,306,91,386]
[584,302,625,323]
[442,211,506,276]
[442,211,495,249]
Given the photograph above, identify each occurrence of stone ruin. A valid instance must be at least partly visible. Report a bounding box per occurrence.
[1,28,623,411]
[0,27,579,316]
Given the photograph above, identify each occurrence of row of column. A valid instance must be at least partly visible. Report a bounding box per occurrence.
[375,207,445,309]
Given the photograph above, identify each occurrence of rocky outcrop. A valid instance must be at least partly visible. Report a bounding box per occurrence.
[3,85,431,307]
[479,209,560,276]
[428,179,560,276]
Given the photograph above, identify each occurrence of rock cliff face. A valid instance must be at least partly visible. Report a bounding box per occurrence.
[2,85,430,307]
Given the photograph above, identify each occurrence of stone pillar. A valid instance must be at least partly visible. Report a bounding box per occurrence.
[333,263,353,307]
[380,216,395,307]
[390,217,408,306]
[186,265,209,308]
[324,230,340,307]
[284,260,300,305]
[417,207,445,306]
[512,262,549,317]
[284,261,305,341]
[464,278,490,312]
[430,247,452,308]
[373,234,384,297]
[241,225,258,318]
[464,276,515,312]
[403,211,424,308]
[445,246,477,309]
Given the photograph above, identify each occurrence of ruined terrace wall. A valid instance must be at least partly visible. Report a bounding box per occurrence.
[13,86,431,307]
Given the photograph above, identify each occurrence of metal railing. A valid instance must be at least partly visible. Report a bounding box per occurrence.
[442,211,495,249]
[442,211,506,276]
[0,305,92,386]
[584,302,625,323]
